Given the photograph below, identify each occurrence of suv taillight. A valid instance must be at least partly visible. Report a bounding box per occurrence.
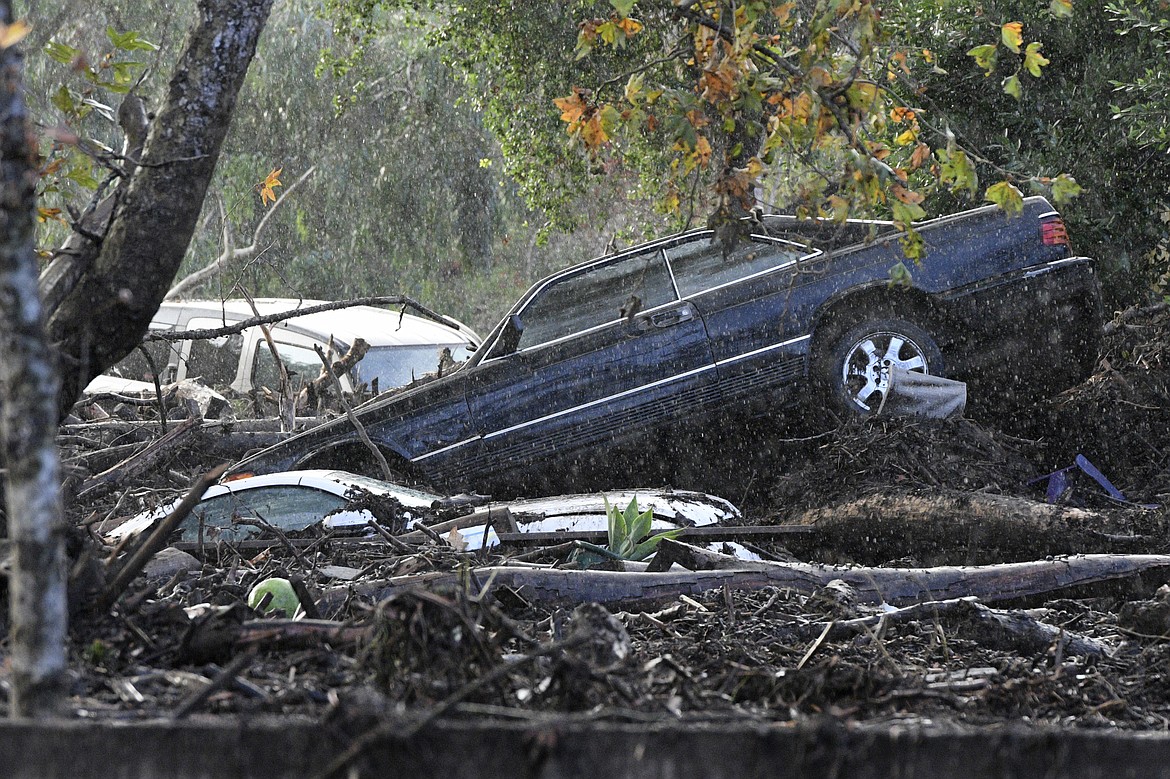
[1041,218,1069,246]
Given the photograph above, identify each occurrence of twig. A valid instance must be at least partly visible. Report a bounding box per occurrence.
[366,519,416,554]
[171,647,257,720]
[316,634,589,779]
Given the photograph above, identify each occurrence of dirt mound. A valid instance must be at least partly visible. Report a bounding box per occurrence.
[1040,303,1170,503]
[764,416,1044,515]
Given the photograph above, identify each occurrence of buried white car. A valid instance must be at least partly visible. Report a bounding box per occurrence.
[109,469,741,550]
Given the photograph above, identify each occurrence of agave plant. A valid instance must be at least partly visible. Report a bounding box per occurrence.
[603,496,683,561]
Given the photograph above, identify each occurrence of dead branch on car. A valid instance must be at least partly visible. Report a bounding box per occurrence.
[299,337,369,412]
[392,507,516,545]
[143,296,468,344]
[312,343,395,481]
[243,289,298,431]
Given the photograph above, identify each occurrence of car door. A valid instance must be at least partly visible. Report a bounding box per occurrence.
[664,233,818,411]
[464,247,717,479]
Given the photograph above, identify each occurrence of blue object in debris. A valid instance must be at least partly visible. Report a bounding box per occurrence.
[1029,454,1157,508]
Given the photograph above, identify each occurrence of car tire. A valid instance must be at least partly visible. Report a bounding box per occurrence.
[821,318,945,416]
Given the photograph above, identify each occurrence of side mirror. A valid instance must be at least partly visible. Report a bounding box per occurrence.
[496,314,524,356]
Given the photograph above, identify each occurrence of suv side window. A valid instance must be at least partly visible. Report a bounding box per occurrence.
[666,236,807,297]
[186,335,244,387]
[516,249,674,349]
[252,339,322,391]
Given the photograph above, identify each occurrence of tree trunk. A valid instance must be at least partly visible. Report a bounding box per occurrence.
[41,0,275,418]
[0,4,69,717]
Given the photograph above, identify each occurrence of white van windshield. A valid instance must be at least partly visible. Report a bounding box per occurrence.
[351,343,473,392]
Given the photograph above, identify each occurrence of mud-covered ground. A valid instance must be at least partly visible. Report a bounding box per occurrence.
[31,304,1170,748]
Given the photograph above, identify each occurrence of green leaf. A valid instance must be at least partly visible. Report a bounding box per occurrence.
[1049,0,1073,19]
[985,180,1025,214]
[50,85,77,115]
[899,230,926,263]
[1023,42,1049,77]
[1051,173,1083,204]
[1003,73,1022,99]
[892,199,926,225]
[605,497,622,546]
[106,27,159,52]
[628,528,683,562]
[938,148,978,195]
[573,30,594,59]
[597,20,618,46]
[624,71,644,105]
[889,260,914,286]
[628,507,654,546]
[44,40,79,65]
[66,158,99,190]
[610,0,635,17]
[599,103,623,137]
[966,44,998,75]
[1001,22,1023,54]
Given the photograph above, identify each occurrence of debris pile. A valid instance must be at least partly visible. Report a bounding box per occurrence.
[16,300,1170,757]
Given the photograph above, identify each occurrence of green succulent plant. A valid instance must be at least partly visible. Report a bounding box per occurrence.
[605,497,682,561]
[571,497,683,568]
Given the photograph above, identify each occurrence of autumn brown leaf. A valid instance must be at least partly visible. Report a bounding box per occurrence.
[259,167,283,206]
[554,88,591,126]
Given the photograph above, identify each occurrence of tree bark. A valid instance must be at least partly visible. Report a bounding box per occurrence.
[0,4,69,717]
[41,0,275,418]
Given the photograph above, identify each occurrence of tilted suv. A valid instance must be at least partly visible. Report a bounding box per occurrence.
[233,197,1101,496]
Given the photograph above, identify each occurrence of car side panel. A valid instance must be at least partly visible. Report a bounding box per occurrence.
[459,306,716,490]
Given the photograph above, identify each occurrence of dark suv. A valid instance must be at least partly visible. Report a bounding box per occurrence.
[234,197,1101,495]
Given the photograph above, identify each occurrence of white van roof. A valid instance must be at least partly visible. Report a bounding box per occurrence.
[159,299,478,348]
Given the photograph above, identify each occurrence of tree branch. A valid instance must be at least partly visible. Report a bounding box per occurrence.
[165,165,317,300]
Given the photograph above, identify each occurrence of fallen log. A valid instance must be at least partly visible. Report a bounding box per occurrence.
[313,550,1170,614]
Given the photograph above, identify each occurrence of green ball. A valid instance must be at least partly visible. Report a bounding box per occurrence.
[247,577,301,617]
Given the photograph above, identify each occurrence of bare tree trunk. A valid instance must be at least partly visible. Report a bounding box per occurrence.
[0,4,69,717]
[41,0,275,418]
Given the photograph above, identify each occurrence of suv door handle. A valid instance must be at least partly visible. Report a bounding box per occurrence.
[649,305,694,328]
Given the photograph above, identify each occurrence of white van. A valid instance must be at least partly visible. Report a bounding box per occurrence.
[96,299,480,397]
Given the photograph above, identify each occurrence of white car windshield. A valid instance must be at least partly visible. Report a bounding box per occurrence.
[351,343,473,391]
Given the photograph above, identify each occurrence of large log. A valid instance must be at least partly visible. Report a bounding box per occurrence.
[313,549,1170,614]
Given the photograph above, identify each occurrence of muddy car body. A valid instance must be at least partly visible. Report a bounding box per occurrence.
[234,197,1101,495]
[109,470,740,550]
